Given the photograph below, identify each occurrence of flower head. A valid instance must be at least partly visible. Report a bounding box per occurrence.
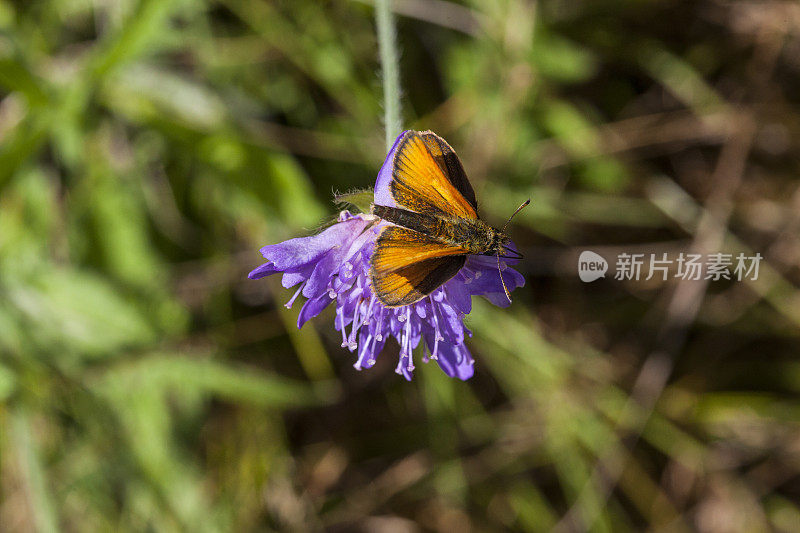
[249,133,524,380]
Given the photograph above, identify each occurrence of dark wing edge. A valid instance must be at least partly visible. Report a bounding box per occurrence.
[370,254,467,307]
[419,130,478,212]
[389,131,478,219]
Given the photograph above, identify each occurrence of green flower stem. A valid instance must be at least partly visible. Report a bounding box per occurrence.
[375,0,402,150]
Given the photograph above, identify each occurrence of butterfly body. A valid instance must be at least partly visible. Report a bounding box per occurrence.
[368,130,523,308]
[371,204,508,257]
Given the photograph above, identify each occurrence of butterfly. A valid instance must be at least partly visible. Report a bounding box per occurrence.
[369,130,529,307]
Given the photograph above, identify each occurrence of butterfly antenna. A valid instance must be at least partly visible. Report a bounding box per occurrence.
[498,252,512,303]
[501,198,531,233]
[497,198,530,304]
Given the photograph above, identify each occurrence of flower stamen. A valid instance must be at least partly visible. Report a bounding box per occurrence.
[405,307,414,371]
[374,304,385,342]
[347,297,362,350]
[337,305,349,348]
[285,281,306,309]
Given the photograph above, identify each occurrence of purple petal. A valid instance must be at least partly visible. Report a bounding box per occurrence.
[431,341,475,380]
[303,249,346,299]
[281,271,308,288]
[464,259,525,298]
[505,268,526,289]
[443,280,472,314]
[297,293,333,329]
[260,217,369,271]
[373,130,409,208]
[485,292,513,307]
[470,268,525,308]
[437,303,465,345]
[302,217,378,299]
[248,262,278,280]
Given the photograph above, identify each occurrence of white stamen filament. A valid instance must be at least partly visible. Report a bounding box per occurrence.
[374,304,385,342]
[346,298,362,350]
[404,307,414,371]
[363,295,376,325]
[430,298,442,360]
[337,306,348,348]
[285,281,306,309]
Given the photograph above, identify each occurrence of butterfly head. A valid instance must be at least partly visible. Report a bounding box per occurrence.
[488,230,522,261]
[487,229,514,257]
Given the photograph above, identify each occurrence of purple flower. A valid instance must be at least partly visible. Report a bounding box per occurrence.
[248,133,524,380]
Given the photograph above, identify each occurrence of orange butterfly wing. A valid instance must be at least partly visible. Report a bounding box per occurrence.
[418,131,478,211]
[391,131,478,219]
[371,227,468,271]
[370,226,468,307]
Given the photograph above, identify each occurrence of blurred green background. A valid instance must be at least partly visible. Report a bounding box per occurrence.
[1,0,800,531]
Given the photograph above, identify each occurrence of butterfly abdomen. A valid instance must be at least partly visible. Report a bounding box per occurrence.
[371,205,441,236]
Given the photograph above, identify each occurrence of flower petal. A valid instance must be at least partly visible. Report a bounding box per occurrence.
[248,262,278,280]
[373,130,409,208]
[260,217,369,271]
[297,293,333,329]
[464,257,525,298]
[443,279,472,314]
[302,218,373,298]
[431,341,475,381]
[436,302,465,345]
[281,271,308,288]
